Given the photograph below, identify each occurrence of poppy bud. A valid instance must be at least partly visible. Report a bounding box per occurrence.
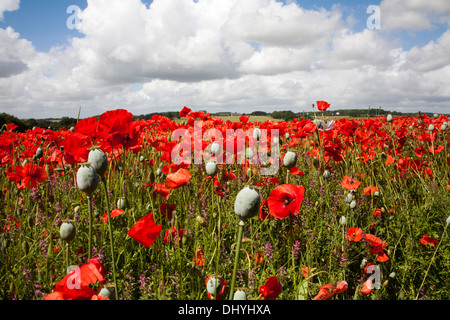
[60,222,76,242]
[196,215,206,226]
[205,161,218,177]
[156,168,162,176]
[234,187,261,221]
[74,205,81,214]
[139,155,145,162]
[283,151,297,169]
[233,289,247,300]
[88,148,109,177]
[117,198,126,210]
[35,147,44,159]
[76,163,99,195]
[339,216,347,226]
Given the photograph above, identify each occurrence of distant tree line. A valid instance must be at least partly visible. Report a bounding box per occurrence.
[0,113,78,132]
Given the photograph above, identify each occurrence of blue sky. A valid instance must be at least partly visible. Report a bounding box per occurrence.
[0,0,449,119]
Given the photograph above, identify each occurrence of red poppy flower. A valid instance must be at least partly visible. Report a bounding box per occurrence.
[341,175,361,190]
[179,106,192,118]
[346,227,363,242]
[164,168,192,190]
[44,258,107,300]
[102,208,124,223]
[419,234,439,246]
[163,227,185,244]
[194,248,205,266]
[364,233,389,262]
[313,280,348,300]
[258,276,282,300]
[154,183,171,200]
[127,213,162,247]
[267,184,305,219]
[239,115,249,124]
[373,208,382,217]
[7,163,47,189]
[363,185,379,195]
[259,199,272,221]
[361,279,373,296]
[317,100,331,112]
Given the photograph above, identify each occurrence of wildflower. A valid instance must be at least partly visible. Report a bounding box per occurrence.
[313,280,348,300]
[127,213,162,247]
[373,208,382,217]
[341,175,361,190]
[346,227,363,242]
[363,185,379,195]
[419,234,439,246]
[302,267,313,278]
[44,258,107,300]
[7,163,47,190]
[365,233,389,262]
[316,100,331,112]
[361,279,373,296]
[164,168,192,190]
[258,276,282,300]
[267,184,305,219]
[194,248,205,266]
[102,208,124,223]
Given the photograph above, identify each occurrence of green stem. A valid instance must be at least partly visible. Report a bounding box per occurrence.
[87,195,92,260]
[228,220,245,300]
[102,177,119,300]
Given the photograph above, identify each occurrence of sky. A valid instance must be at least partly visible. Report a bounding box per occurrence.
[0,0,449,120]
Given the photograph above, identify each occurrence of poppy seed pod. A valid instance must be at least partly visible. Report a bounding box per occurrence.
[206,277,222,295]
[253,127,261,141]
[76,163,99,195]
[88,148,109,177]
[233,289,247,300]
[323,170,331,179]
[60,222,76,242]
[35,147,44,159]
[98,286,115,300]
[386,114,393,122]
[428,124,435,131]
[283,151,297,169]
[210,142,221,157]
[117,198,126,210]
[205,161,218,176]
[349,200,357,209]
[234,187,261,221]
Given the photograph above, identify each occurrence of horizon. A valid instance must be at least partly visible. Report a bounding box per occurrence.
[1,0,450,119]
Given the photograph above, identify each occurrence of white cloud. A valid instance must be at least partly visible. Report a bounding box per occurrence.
[380,0,450,30]
[0,0,449,119]
[0,0,19,21]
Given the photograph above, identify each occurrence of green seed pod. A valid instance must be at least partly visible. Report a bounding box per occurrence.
[253,127,261,141]
[60,222,76,242]
[323,170,331,179]
[233,289,247,300]
[196,215,206,226]
[283,151,297,169]
[386,114,393,122]
[76,163,99,195]
[349,200,357,209]
[211,142,221,157]
[98,286,115,300]
[88,148,109,177]
[428,124,435,131]
[205,161,218,176]
[234,187,261,221]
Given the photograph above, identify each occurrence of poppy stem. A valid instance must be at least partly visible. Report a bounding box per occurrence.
[101,176,119,300]
[229,220,245,300]
[87,195,92,260]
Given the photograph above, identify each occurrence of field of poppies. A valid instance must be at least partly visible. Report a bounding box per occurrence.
[0,103,449,300]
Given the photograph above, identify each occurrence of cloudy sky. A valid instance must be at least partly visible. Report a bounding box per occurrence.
[0,0,449,119]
